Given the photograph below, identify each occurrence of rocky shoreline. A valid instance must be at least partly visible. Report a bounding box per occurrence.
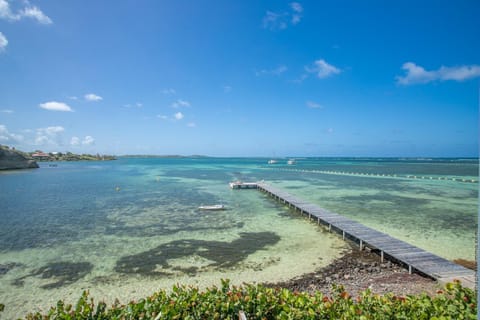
[0,146,38,170]
[267,245,440,297]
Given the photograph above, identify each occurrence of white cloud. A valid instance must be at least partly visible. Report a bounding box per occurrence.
[124,102,142,108]
[20,5,52,24]
[68,96,78,100]
[396,62,480,85]
[157,114,168,120]
[187,122,196,127]
[70,136,80,146]
[1,109,13,113]
[290,2,303,25]
[306,101,322,109]
[35,126,65,146]
[0,124,23,143]
[0,0,52,24]
[0,31,7,52]
[263,11,288,30]
[255,65,287,76]
[70,135,94,146]
[223,85,232,93]
[82,135,95,145]
[174,112,184,120]
[305,59,341,79]
[39,101,73,112]
[262,2,303,30]
[84,93,103,101]
[161,88,176,95]
[170,99,190,108]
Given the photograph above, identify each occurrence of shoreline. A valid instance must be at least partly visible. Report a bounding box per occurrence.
[266,244,442,297]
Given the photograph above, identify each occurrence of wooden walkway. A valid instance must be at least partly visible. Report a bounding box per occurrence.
[233,182,476,288]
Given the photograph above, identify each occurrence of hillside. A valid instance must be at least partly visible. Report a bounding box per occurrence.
[0,146,39,170]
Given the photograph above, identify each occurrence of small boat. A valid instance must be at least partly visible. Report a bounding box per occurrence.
[198,204,226,211]
[267,159,278,164]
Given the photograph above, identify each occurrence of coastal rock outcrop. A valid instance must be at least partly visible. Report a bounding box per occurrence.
[0,146,39,170]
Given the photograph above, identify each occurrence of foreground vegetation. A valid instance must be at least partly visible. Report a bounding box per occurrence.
[1,279,476,319]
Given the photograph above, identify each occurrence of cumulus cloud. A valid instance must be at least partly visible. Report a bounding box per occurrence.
[174,112,184,120]
[20,5,52,24]
[263,2,303,30]
[39,101,73,112]
[306,101,322,109]
[0,31,7,52]
[82,135,95,145]
[396,62,480,85]
[263,11,288,30]
[305,59,341,79]
[123,102,143,108]
[170,99,190,108]
[35,126,65,146]
[255,65,287,76]
[0,0,52,24]
[161,88,176,95]
[70,136,80,146]
[290,2,303,25]
[84,93,103,101]
[0,124,23,143]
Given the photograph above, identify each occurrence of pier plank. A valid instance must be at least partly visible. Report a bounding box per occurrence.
[242,182,476,287]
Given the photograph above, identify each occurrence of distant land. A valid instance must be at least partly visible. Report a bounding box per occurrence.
[0,145,116,169]
[118,154,208,159]
[0,145,39,170]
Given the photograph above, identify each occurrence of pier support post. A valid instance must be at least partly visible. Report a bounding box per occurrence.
[328,224,331,232]
[359,240,363,251]
[381,251,384,262]
[408,265,412,274]
[317,217,320,225]
[342,231,345,240]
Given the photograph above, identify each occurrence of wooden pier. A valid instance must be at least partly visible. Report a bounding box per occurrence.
[231,182,476,288]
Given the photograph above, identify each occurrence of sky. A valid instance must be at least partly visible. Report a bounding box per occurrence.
[0,0,479,157]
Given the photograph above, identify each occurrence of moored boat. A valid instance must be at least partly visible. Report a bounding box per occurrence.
[198,204,226,211]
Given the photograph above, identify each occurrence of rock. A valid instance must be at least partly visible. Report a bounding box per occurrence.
[0,146,39,170]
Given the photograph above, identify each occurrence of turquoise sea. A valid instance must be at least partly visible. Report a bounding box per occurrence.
[0,157,477,318]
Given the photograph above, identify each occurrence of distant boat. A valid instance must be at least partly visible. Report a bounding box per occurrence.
[287,159,296,165]
[198,204,226,211]
[267,159,278,164]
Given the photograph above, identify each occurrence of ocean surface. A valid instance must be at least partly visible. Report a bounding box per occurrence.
[0,157,477,317]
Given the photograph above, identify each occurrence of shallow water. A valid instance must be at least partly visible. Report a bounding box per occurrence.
[0,157,477,318]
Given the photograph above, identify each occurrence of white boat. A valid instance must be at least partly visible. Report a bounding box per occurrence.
[287,159,296,165]
[198,204,226,211]
[229,181,257,189]
[267,159,278,164]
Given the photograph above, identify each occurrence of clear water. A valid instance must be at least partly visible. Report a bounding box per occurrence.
[0,157,477,318]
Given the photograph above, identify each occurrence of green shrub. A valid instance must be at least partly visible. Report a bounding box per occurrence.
[2,279,476,319]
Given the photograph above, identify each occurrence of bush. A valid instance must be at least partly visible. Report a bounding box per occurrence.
[3,279,476,319]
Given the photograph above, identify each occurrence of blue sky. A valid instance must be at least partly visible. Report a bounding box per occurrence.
[0,0,479,157]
